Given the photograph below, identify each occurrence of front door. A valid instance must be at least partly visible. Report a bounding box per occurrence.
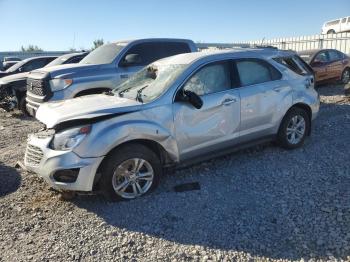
[173,61,240,161]
[311,51,330,82]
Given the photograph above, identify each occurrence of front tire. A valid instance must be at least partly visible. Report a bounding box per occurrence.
[278,107,310,149]
[327,29,336,34]
[99,144,162,201]
[18,95,29,116]
[341,68,350,84]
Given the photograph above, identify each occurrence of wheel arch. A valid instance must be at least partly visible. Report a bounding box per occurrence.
[93,139,174,190]
[280,103,312,136]
[342,66,350,75]
[74,87,111,97]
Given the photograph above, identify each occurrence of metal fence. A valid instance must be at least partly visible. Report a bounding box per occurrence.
[1,32,350,65]
[227,32,350,54]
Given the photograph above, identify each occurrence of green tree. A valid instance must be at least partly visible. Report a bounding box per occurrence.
[20,45,43,52]
[92,39,104,50]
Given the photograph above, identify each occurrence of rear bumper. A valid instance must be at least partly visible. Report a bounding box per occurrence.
[24,134,104,192]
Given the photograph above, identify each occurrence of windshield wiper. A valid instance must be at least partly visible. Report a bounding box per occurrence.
[103,90,114,96]
[118,85,134,97]
[136,85,148,103]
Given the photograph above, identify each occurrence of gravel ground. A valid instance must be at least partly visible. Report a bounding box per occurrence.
[0,84,350,261]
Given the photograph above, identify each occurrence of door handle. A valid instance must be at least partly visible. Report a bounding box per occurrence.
[273,87,283,92]
[221,98,237,106]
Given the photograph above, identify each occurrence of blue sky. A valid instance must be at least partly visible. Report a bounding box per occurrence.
[0,0,349,51]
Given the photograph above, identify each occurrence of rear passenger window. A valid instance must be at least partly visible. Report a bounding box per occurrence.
[236,59,281,86]
[162,42,191,56]
[328,50,343,61]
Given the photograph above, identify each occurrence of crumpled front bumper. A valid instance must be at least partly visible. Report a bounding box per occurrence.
[24,133,104,192]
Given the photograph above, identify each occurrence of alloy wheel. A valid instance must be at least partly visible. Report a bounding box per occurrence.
[112,158,154,199]
[286,115,306,145]
[342,70,350,84]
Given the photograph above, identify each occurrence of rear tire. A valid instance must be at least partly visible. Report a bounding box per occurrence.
[99,144,162,201]
[278,107,310,149]
[327,29,336,34]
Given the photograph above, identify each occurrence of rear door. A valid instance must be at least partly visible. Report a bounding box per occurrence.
[235,58,287,141]
[173,60,241,160]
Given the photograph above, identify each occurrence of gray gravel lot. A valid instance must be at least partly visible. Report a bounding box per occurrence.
[0,84,349,261]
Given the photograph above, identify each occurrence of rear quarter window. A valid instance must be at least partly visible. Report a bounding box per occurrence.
[274,55,312,76]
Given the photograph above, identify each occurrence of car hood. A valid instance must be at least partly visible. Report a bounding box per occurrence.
[0,72,29,84]
[32,63,102,79]
[0,71,11,78]
[36,94,142,128]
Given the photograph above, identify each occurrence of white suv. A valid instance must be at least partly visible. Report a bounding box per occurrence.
[322,16,350,34]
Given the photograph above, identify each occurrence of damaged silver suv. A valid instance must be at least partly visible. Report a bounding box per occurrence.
[24,49,320,201]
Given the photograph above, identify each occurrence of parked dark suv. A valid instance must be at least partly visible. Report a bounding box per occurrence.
[0,56,57,78]
[44,52,89,68]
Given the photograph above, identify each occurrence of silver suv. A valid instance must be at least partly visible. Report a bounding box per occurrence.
[24,49,320,201]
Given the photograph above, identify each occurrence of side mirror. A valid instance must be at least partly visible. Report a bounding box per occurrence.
[311,60,323,67]
[18,67,23,72]
[120,54,142,67]
[183,90,203,109]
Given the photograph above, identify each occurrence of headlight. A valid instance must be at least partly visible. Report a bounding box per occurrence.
[50,125,91,151]
[49,78,73,92]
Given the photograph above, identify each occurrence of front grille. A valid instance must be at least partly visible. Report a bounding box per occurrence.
[25,144,44,166]
[27,78,49,97]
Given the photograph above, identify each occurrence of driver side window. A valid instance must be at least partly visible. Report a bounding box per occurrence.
[183,61,231,96]
[120,43,164,67]
[22,59,47,72]
[314,52,329,63]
